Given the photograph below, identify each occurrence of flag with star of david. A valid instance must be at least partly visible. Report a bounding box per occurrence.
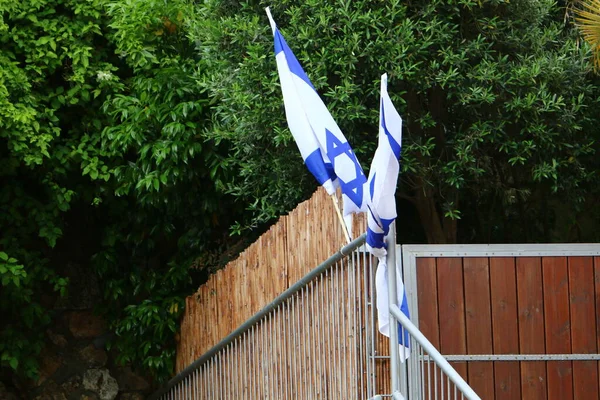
[367,74,410,360]
[266,8,367,215]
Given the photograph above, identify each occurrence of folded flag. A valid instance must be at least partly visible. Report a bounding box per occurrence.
[266,8,367,215]
[366,74,410,359]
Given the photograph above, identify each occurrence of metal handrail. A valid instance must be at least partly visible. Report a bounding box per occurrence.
[389,304,481,400]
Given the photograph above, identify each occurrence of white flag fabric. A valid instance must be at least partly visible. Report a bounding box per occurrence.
[366,74,410,359]
[266,8,367,215]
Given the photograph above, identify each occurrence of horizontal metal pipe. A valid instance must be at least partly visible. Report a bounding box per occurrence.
[389,304,481,400]
[148,233,367,400]
[426,354,600,361]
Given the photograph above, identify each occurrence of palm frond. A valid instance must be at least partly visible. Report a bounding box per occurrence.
[574,0,600,69]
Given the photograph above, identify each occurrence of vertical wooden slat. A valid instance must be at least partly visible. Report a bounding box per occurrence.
[490,257,521,400]
[543,256,573,400]
[417,257,439,345]
[569,256,598,400]
[516,257,547,400]
[463,257,495,399]
[437,257,468,380]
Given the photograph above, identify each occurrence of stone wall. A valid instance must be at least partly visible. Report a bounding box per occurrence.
[1,262,154,399]
[1,309,152,400]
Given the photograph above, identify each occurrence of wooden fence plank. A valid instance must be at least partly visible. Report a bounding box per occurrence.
[516,257,547,400]
[542,256,573,400]
[417,257,439,346]
[463,257,495,400]
[490,257,521,400]
[569,256,598,400]
[437,257,468,381]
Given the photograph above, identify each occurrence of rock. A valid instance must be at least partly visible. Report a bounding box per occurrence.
[82,369,118,400]
[36,349,62,385]
[79,345,108,367]
[67,311,107,338]
[47,329,68,348]
[61,375,82,396]
[115,366,150,391]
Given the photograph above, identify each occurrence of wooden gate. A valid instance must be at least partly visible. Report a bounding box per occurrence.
[402,245,600,400]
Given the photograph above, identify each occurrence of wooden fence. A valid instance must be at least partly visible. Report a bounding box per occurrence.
[176,188,366,372]
[416,255,600,400]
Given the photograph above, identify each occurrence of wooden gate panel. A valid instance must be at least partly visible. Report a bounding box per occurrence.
[416,257,439,345]
[542,256,573,400]
[463,257,495,400]
[490,257,521,399]
[569,256,598,400]
[517,257,549,399]
[436,257,468,380]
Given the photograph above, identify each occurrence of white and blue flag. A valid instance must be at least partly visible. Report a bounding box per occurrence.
[367,74,410,359]
[266,8,367,216]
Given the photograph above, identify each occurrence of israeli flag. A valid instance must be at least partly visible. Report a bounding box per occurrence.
[266,8,367,215]
[367,74,410,359]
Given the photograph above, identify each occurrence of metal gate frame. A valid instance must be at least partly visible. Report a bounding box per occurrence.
[399,243,600,399]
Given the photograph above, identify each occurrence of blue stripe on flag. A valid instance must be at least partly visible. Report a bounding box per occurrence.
[366,228,385,250]
[369,172,376,201]
[398,291,411,346]
[381,102,401,159]
[273,29,315,90]
[305,149,335,185]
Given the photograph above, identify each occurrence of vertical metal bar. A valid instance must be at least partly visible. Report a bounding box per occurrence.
[282,303,288,400]
[232,339,238,399]
[251,325,257,400]
[368,251,377,395]
[276,305,283,399]
[434,362,438,400]
[421,344,426,399]
[333,262,342,397]
[427,352,432,400]
[295,292,304,400]
[351,253,359,399]
[363,249,371,397]
[308,282,317,397]
[325,269,333,398]
[269,313,274,399]
[291,295,298,399]
[319,273,328,398]
[387,221,400,392]
[340,259,349,399]
[302,287,309,399]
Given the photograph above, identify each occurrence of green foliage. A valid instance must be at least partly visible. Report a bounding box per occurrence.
[0,0,243,383]
[2,0,600,388]
[192,0,600,243]
[0,0,115,379]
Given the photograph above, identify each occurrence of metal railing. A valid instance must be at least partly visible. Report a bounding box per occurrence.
[150,230,481,399]
[150,234,381,399]
[393,307,481,400]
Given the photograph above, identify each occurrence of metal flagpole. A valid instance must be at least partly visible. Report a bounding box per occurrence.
[386,221,400,392]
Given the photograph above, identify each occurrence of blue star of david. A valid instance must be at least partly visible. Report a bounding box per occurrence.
[325,129,366,208]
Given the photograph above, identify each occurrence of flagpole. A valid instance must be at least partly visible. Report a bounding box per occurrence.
[330,195,352,244]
